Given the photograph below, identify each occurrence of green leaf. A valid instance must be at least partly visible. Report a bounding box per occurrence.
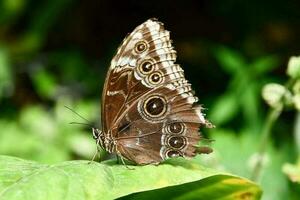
[214,46,246,74]
[209,93,239,125]
[31,68,57,99]
[207,130,290,200]
[250,55,279,75]
[0,47,13,99]
[240,83,261,131]
[0,156,261,200]
[0,0,26,24]
[121,175,260,200]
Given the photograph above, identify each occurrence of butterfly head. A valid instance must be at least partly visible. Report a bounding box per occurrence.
[92,128,102,140]
[92,128,107,149]
[92,127,106,150]
[92,128,114,152]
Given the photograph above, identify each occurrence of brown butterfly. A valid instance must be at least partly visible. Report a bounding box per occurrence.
[92,18,213,165]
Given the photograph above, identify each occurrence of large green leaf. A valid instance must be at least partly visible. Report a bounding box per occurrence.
[0,155,261,200]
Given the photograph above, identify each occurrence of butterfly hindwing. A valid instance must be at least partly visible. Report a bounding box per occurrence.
[115,84,207,164]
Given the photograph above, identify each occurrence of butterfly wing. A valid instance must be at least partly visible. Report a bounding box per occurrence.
[101,19,212,164]
[101,19,175,133]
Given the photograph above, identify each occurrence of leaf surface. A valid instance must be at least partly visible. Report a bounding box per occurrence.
[0,156,262,200]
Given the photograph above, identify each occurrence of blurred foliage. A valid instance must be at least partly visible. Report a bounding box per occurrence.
[283,159,300,184]
[0,0,300,200]
[209,47,279,131]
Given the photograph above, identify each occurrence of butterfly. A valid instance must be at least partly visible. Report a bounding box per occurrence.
[92,18,213,165]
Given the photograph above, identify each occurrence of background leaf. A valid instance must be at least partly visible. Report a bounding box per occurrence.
[214,46,246,74]
[0,156,262,200]
[209,93,239,125]
[204,129,291,200]
[250,55,279,75]
[0,47,13,99]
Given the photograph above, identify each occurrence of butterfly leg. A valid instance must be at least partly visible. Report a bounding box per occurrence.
[119,155,135,170]
[116,154,121,164]
[116,148,135,170]
[89,140,101,164]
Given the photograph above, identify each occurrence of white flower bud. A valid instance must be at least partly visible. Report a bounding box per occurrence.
[287,56,300,79]
[262,83,292,108]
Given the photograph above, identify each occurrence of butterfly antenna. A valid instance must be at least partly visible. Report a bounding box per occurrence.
[69,122,93,128]
[64,106,93,126]
[200,137,215,143]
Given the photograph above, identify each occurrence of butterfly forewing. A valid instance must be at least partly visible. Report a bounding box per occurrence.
[100,19,212,164]
[101,19,174,131]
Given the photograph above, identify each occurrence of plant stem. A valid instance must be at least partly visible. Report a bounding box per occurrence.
[251,77,295,181]
[294,112,300,154]
[251,104,283,181]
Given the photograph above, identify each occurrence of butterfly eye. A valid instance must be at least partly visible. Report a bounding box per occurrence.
[167,136,187,149]
[166,150,181,158]
[150,73,160,82]
[167,122,185,134]
[148,71,164,85]
[139,60,154,75]
[143,96,167,118]
[135,41,148,53]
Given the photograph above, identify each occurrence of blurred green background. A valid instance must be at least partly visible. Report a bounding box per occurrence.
[0,0,300,199]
